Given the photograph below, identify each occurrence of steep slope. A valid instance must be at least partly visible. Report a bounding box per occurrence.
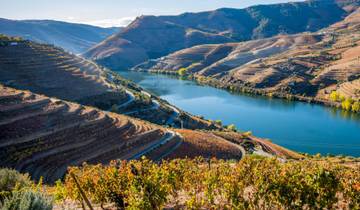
[0,18,120,54]
[85,0,357,70]
[0,35,215,129]
[1,85,288,182]
[135,8,360,105]
[85,16,233,70]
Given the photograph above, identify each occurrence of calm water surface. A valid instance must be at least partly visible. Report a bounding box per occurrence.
[117,70,360,156]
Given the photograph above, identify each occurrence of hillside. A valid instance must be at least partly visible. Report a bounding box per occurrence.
[134,7,360,107]
[85,0,358,70]
[0,35,214,129]
[0,85,297,183]
[0,18,120,54]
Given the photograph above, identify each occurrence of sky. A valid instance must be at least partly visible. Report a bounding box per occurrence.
[0,0,302,28]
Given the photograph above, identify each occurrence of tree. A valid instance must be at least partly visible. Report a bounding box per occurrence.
[177,68,188,76]
[341,98,353,111]
[214,120,222,126]
[111,104,118,113]
[352,101,360,112]
[329,91,339,102]
[227,124,237,131]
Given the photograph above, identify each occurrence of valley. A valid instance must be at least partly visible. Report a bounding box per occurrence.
[0,0,360,208]
[134,7,360,114]
[0,35,294,183]
[118,70,360,156]
[0,85,295,183]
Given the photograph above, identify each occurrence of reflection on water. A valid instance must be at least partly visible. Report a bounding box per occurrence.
[117,70,360,157]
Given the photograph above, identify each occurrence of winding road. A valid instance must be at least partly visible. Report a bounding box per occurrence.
[117,90,135,109]
[127,130,182,160]
[165,104,180,125]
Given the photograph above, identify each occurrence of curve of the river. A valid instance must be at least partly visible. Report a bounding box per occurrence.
[117,70,360,157]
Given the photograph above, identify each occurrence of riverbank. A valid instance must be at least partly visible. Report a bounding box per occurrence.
[118,70,360,157]
[140,69,356,113]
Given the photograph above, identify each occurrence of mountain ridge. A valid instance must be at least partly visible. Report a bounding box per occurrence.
[85,0,358,70]
[0,18,121,54]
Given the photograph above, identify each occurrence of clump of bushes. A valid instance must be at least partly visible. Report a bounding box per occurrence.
[0,168,53,210]
[329,91,360,112]
[2,191,52,210]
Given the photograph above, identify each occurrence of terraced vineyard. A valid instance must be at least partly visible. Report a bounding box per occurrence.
[0,35,215,129]
[1,85,285,183]
[134,8,360,108]
[0,85,183,182]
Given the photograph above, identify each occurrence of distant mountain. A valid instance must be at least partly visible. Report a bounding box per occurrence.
[0,18,121,53]
[135,8,360,103]
[85,0,358,70]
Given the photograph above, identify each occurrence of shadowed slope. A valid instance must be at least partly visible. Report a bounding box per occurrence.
[0,36,216,129]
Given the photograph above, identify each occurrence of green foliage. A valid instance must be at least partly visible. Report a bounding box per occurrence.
[0,168,32,200]
[2,191,52,210]
[214,120,222,126]
[110,104,118,113]
[53,180,67,202]
[62,157,360,209]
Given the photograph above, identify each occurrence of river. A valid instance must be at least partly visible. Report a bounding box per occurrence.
[117,70,360,157]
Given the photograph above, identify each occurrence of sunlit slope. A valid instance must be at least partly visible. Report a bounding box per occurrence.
[85,0,357,70]
[135,8,360,102]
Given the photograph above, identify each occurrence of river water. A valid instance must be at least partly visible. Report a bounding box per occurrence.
[117,70,360,157]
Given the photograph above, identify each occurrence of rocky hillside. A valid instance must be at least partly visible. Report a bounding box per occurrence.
[85,0,358,70]
[0,18,120,53]
[135,8,360,104]
[0,85,297,183]
[0,35,214,129]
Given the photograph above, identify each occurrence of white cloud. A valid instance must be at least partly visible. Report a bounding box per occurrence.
[66,16,75,21]
[84,17,135,28]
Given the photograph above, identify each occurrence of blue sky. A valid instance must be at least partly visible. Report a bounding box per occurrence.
[0,0,302,27]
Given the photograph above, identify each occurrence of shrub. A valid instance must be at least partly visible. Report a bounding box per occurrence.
[214,120,222,126]
[226,124,237,131]
[352,101,360,112]
[2,191,52,210]
[0,169,32,200]
[110,104,118,113]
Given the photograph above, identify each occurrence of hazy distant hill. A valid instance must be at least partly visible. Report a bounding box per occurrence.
[0,18,120,53]
[85,0,358,70]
